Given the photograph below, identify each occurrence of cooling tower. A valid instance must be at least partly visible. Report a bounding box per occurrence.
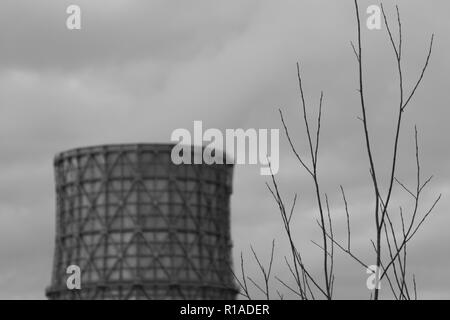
[46,143,237,300]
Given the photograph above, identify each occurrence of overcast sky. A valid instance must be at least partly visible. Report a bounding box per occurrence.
[1,0,449,299]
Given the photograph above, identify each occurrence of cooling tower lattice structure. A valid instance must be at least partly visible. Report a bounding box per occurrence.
[46,144,237,300]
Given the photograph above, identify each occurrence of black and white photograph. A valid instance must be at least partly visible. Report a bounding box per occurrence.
[1,0,450,310]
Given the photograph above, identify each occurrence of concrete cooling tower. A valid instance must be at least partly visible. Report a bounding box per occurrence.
[46,144,237,300]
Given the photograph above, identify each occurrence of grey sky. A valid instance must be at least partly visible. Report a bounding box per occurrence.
[0,0,449,299]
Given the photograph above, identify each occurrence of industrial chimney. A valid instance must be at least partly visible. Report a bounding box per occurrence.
[46,144,237,299]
